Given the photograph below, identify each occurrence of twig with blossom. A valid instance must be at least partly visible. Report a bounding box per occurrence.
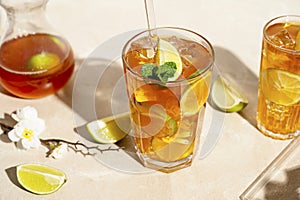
[0,106,123,159]
[40,138,122,157]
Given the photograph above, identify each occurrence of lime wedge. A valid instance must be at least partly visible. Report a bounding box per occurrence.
[211,76,248,112]
[156,39,183,81]
[26,52,60,71]
[296,31,300,50]
[180,71,212,116]
[17,163,66,195]
[86,113,130,144]
[261,68,300,106]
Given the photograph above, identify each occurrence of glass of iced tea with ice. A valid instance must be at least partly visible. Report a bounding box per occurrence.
[257,15,300,139]
[122,27,214,172]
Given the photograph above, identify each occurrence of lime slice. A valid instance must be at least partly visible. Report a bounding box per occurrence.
[17,163,66,195]
[149,111,178,139]
[156,39,183,81]
[296,30,300,50]
[26,52,60,71]
[261,68,300,106]
[211,76,248,112]
[180,71,212,116]
[86,113,130,144]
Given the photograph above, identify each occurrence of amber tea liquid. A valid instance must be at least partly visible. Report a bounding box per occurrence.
[257,16,300,139]
[0,33,74,98]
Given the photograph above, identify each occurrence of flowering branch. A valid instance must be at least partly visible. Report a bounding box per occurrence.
[40,138,122,157]
[0,106,123,159]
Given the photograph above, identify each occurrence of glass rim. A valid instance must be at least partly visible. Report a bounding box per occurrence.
[263,15,300,54]
[122,26,215,84]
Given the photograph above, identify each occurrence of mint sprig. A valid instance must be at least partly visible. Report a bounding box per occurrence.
[141,62,177,83]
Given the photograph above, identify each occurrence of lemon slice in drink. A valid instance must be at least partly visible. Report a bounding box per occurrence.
[151,137,194,162]
[180,71,212,116]
[17,163,67,195]
[211,76,248,112]
[261,68,300,106]
[26,52,60,71]
[86,113,130,144]
[156,39,183,81]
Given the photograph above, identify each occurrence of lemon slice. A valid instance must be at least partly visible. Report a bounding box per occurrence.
[151,137,194,162]
[26,52,60,71]
[156,39,183,81]
[180,71,212,116]
[261,68,300,106]
[296,30,300,50]
[211,76,248,112]
[17,163,67,195]
[86,113,130,144]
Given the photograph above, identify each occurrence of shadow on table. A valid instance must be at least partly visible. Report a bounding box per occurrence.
[212,46,258,128]
[0,113,17,143]
[263,166,300,200]
[58,57,149,173]
[56,57,129,123]
[5,166,23,190]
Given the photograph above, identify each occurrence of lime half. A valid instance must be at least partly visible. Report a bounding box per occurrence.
[86,113,130,144]
[26,52,60,71]
[261,68,300,106]
[17,163,66,195]
[211,76,248,112]
[156,39,183,81]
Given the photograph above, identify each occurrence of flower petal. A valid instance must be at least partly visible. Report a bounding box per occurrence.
[50,143,68,159]
[21,139,31,149]
[50,150,63,159]
[11,113,20,122]
[16,106,38,120]
[31,137,41,149]
[32,118,45,133]
[8,130,20,142]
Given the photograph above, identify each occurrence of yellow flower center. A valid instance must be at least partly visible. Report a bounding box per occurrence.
[22,128,34,140]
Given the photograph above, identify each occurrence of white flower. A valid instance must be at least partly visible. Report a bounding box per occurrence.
[8,118,45,149]
[50,143,68,159]
[11,106,38,122]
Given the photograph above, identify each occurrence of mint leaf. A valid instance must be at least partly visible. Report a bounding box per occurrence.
[141,63,157,78]
[156,62,177,82]
[141,62,177,83]
[162,62,177,70]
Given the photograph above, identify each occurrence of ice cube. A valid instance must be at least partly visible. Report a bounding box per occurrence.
[179,42,200,65]
[131,37,157,49]
[131,37,157,59]
[271,29,296,49]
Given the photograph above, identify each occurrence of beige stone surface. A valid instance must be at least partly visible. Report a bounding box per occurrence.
[0,0,299,199]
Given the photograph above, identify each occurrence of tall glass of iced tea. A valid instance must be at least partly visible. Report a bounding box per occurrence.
[122,27,214,172]
[257,15,300,139]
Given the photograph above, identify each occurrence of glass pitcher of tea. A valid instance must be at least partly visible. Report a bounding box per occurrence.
[0,0,75,99]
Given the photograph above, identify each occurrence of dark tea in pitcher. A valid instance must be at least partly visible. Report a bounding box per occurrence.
[0,33,74,98]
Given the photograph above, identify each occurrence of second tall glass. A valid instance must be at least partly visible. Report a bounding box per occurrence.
[257,15,300,140]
